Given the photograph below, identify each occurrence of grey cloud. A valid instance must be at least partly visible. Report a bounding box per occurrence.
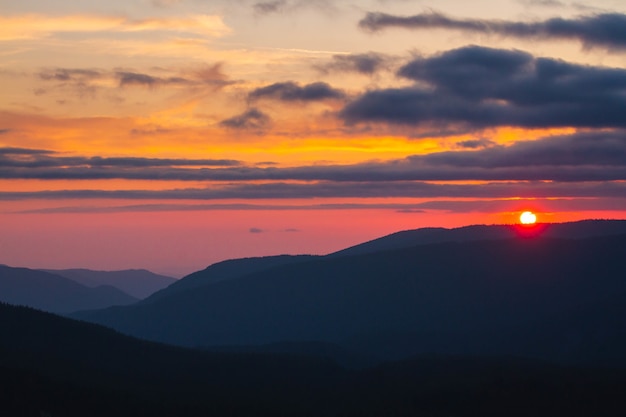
[359,11,626,50]
[0,147,239,169]
[249,81,346,102]
[319,52,390,75]
[38,68,102,82]
[457,139,496,149]
[3,130,626,183]
[219,108,271,130]
[340,45,626,130]
[116,72,190,88]
[253,0,288,14]
[3,181,626,203]
[16,198,626,215]
[519,0,565,6]
[0,129,11,135]
[249,227,265,233]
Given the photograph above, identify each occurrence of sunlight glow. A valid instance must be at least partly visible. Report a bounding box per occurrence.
[520,211,537,224]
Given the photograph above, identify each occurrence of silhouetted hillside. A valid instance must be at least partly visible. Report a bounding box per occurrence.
[146,254,317,302]
[3,302,626,416]
[0,265,138,314]
[330,219,626,257]
[43,268,176,299]
[75,229,626,367]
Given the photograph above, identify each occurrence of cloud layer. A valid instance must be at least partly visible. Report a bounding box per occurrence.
[341,45,626,130]
[359,11,626,50]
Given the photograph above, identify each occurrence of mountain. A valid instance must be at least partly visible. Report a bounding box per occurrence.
[0,265,138,314]
[3,301,626,416]
[146,254,317,302]
[42,268,176,299]
[330,219,626,257]
[74,222,626,367]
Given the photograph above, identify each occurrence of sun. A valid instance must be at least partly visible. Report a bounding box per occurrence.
[520,211,537,225]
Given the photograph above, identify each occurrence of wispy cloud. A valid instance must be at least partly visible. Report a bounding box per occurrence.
[359,11,626,51]
[219,108,271,130]
[316,52,393,75]
[248,81,346,102]
[3,129,626,183]
[0,14,230,41]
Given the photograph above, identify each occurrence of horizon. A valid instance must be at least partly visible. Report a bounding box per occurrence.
[3,217,625,278]
[2,0,626,276]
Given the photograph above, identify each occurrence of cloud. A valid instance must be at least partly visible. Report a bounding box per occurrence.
[152,0,184,7]
[358,11,626,51]
[3,130,626,184]
[249,227,265,233]
[249,81,346,102]
[38,68,102,82]
[3,182,626,204]
[0,129,11,135]
[519,0,565,6]
[116,71,190,88]
[317,52,391,75]
[0,14,231,41]
[457,139,496,149]
[0,147,239,170]
[340,45,626,130]
[219,108,271,130]
[15,198,626,215]
[253,0,288,15]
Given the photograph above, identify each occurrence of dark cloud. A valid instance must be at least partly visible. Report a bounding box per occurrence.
[2,181,626,203]
[3,130,626,183]
[249,81,346,102]
[249,227,265,233]
[37,68,102,98]
[340,45,626,129]
[358,11,626,50]
[116,71,190,88]
[16,198,626,215]
[253,0,287,14]
[0,129,12,135]
[219,108,271,130]
[0,147,239,170]
[318,52,390,75]
[38,68,102,82]
[457,139,496,149]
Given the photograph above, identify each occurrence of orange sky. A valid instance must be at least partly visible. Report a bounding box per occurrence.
[1,0,626,275]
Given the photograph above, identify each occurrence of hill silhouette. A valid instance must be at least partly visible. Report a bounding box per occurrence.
[0,265,138,314]
[146,254,317,303]
[74,221,626,367]
[330,219,626,257]
[3,301,626,416]
[42,268,176,299]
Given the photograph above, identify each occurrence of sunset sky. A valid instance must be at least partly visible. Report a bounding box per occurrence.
[2,0,626,276]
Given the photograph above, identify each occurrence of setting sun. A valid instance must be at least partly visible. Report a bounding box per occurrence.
[520,211,537,225]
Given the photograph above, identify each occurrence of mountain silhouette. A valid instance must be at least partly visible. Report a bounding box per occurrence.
[42,268,176,299]
[146,254,317,302]
[3,301,626,416]
[0,265,138,314]
[330,219,626,257]
[74,221,626,367]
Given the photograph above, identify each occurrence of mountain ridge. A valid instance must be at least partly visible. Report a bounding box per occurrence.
[0,265,138,314]
[74,224,626,367]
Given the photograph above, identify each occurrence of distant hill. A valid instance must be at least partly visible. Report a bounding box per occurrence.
[74,221,626,367]
[0,265,138,314]
[3,302,626,416]
[145,255,317,302]
[43,268,176,299]
[330,219,626,258]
